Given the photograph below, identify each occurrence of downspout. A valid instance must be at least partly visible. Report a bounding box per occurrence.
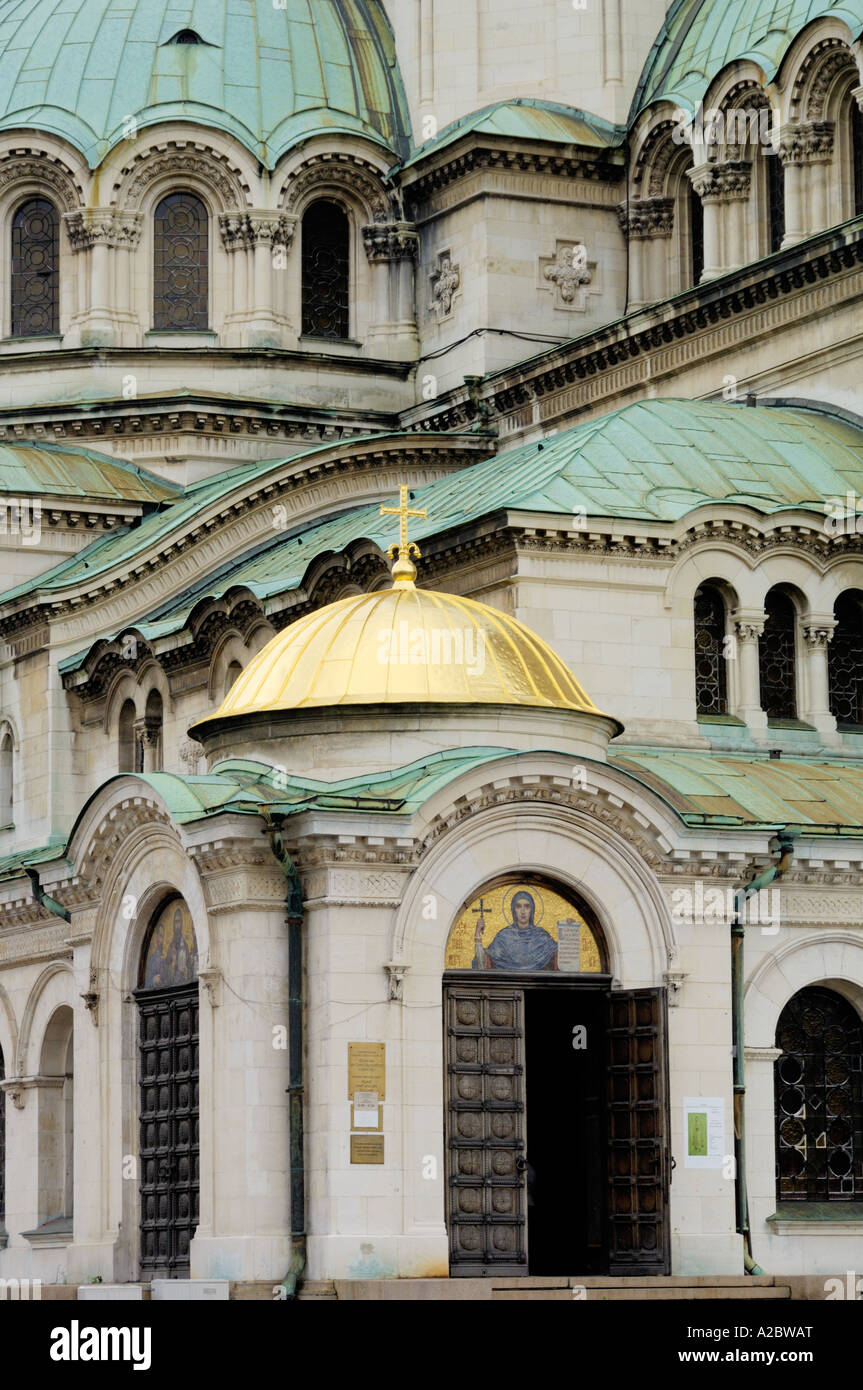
[261,809,306,1300]
[25,866,71,923]
[732,828,797,1275]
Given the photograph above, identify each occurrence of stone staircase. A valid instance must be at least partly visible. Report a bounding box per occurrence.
[298,1274,795,1301]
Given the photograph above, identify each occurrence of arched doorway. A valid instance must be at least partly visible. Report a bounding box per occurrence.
[134,896,199,1278]
[443,878,670,1277]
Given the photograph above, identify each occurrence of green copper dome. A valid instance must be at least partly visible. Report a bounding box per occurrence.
[632,0,863,120]
[0,0,411,167]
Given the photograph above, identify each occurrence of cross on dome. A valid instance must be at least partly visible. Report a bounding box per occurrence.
[380,485,427,586]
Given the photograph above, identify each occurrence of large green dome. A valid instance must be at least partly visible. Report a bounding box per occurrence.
[0,0,411,167]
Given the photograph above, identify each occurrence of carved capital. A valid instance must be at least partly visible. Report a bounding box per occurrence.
[0,1075,64,1109]
[63,208,143,251]
[617,197,674,239]
[779,121,835,165]
[197,967,223,1007]
[384,961,409,1001]
[663,969,688,1005]
[218,211,297,252]
[688,160,751,202]
[732,611,765,642]
[362,221,419,262]
[803,623,836,648]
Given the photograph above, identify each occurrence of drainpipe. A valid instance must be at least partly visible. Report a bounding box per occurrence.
[25,867,71,923]
[732,828,797,1275]
[260,809,306,1300]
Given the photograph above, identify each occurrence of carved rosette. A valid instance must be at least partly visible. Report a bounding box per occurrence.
[63,208,143,251]
[362,221,419,263]
[617,197,675,240]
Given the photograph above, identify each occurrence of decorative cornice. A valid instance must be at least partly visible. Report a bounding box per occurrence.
[403,144,623,203]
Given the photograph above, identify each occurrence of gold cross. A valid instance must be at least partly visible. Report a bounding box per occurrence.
[380,484,427,582]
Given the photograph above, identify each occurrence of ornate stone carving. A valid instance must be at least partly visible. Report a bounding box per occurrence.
[63,208,143,251]
[689,160,751,202]
[663,969,687,1005]
[197,966,223,1007]
[803,624,835,647]
[733,617,765,642]
[384,961,409,1001]
[218,210,297,252]
[617,197,674,239]
[0,151,82,210]
[779,122,835,165]
[541,243,593,303]
[805,48,858,122]
[282,154,392,222]
[430,252,460,316]
[362,222,419,262]
[114,144,250,211]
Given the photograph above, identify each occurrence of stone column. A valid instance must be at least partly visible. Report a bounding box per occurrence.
[617,198,674,308]
[803,122,835,235]
[133,717,162,774]
[802,620,838,738]
[362,222,420,361]
[779,122,835,244]
[689,162,751,278]
[732,612,767,734]
[778,130,806,247]
[219,211,297,349]
[62,209,142,348]
[688,164,722,280]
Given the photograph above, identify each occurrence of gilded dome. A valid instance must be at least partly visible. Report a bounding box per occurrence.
[0,0,410,167]
[193,582,607,729]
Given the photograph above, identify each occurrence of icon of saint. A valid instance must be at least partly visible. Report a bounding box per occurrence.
[472,890,558,971]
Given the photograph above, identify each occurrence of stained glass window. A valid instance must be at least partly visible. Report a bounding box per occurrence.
[765,153,785,253]
[759,590,797,719]
[301,200,349,340]
[153,193,209,331]
[689,182,704,286]
[775,987,863,1201]
[694,584,727,715]
[11,198,59,337]
[829,593,863,726]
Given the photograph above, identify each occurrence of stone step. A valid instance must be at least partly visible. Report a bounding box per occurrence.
[493,1285,792,1301]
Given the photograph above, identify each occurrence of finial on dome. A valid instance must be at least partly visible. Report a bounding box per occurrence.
[380,484,427,587]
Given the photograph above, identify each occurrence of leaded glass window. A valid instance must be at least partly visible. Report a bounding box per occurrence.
[153,193,209,330]
[759,590,797,719]
[11,198,59,337]
[775,987,863,1201]
[854,103,863,218]
[301,201,349,340]
[829,593,863,726]
[0,1043,5,1231]
[694,585,727,714]
[689,183,704,286]
[765,153,785,253]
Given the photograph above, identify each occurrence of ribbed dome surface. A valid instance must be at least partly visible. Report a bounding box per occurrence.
[0,0,410,166]
[197,585,606,724]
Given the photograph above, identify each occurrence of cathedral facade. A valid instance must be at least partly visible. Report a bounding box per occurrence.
[0,0,862,1295]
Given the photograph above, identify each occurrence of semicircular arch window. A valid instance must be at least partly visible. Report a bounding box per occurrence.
[153,193,209,331]
[12,198,59,338]
[774,986,863,1201]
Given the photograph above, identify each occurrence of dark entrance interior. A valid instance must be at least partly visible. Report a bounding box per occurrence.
[524,987,605,1274]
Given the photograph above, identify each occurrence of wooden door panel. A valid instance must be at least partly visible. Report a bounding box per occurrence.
[138,986,199,1277]
[445,987,527,1275]
[606,987,671,1274]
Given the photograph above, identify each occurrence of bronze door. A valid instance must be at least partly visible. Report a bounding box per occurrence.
[445,987,527,1275]
[137,986,199,1278]
[606,987,671,1274]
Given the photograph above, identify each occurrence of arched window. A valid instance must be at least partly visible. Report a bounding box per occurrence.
[143,689,163,772]
[153,193,209,330]
[118,699,137,774]
[759,590,797,719]
[11,198,59,337]
[694,585,727,715]
[39,1006,73,1222]
[764,151,785,253]
[0,730,12,825]
[829,592,863,727]
[775,986,863,1201]
[224,661,242,698]
[853,102,863,218]
[689,182,704,286]
[301,200,350,339]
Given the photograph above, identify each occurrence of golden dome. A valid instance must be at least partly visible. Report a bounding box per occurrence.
[198,584,605,723]
[193,486,609,729]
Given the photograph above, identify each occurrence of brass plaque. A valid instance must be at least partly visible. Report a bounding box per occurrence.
[348,1042,386,1100]
[350,1134,385,1165]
